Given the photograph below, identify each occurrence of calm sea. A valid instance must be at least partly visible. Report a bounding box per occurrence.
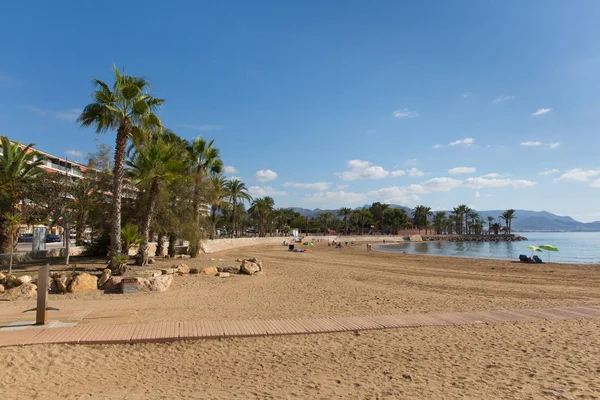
[374,232,600,264]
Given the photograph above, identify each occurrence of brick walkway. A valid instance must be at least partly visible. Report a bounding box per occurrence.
[1,305,599,348]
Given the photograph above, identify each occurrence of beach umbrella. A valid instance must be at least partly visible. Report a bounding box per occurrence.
[539,244,559,262]
[526,245,542,256]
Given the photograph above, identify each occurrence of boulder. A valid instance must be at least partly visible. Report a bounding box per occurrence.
[0,272,6,284]
[176,263,190,275]
[408,235,423,242]
[217,272,230,278]
[4,275,20,289]
[97,269,111,288]
[189,268,199,274]
[1,283,37,299]
[68,273,98,293]
[17,275,33,285]
[235,258,243,262]
[52,273,69,293]
[240,260,261,275]
[220,265,241,274]
[148,258,155,264]
[0,284,4,292]
[200,266,218,275]
[138,275,173,292]
[102,276,124,293]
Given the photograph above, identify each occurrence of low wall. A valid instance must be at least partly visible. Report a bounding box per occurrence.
[0,247,85,265]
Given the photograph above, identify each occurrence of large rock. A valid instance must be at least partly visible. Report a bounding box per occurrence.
[102,276,124,293]
[408,235,423,242]
[52,273,69,293]
[217,272,230,278]
[176,263,190,275]
[97,269,111,288]
[68,273,98,293]
[138,275,173,292]
[4,275,20,289]
[200,266,218,275]
[0,284,4,292]
[220,265,241,274]
[1,283,37,299]
[0,272,6,284]
[240,260,261,275]
[17,275,33,285]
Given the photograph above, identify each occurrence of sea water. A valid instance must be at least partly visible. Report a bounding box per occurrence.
[374,232,600,264]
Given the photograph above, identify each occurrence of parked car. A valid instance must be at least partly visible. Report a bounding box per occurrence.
[18,233,34,243]
[46,234,62,243]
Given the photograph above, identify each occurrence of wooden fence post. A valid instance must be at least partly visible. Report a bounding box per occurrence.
[36,264,49,325]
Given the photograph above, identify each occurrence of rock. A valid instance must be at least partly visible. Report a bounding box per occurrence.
[102,276,124,293]
[408,235,423,242]
[249,257,259,263]
[189,268,199,274]
[240,260,261,275]
[17,275,32,285]
[148,258,155,264]
[210,258,216,261]
[217,272,230,278]
[4,275,20,289]
[1,283,37,299]
[220,265,241,274]
[200,266,218,275]
[235,258,243,262]
[97,269,111,288]
[176,263,190,275]
[161,268,176,275]
[0,272,6,284]
[52,273,69,293]
[138,275,173,292]
[0,284,4,292]
[68,273,98,293]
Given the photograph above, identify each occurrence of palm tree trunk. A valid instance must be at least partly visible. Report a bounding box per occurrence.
[232,198,237,238]
[211,206,217,239]
[109,122,129,269]
[155,232,165,257]
[9,234,14,275]
[136,178,160,266]
[168,232,177,258]
[189,175,203,258]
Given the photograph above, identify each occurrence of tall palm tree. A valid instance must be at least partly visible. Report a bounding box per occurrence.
[186,137,222,255]
[487,216,494,235]
[207,173,228,239]
[500,209,517,234]
[338,207,352,234]
[317,211,336,234]
[351,209,372,235]
[249,197,275,237]
[224,179,252,237]
[0,136,45,253]
[432,211,447,235]
[127,138,186,265]
[78,66,164,267]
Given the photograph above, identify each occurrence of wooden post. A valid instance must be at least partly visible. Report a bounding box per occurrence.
[36,264,49,325]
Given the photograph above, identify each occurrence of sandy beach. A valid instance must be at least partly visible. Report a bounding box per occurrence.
[2,241,600,399]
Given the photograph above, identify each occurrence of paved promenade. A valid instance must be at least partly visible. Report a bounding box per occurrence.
[1,305,599,348]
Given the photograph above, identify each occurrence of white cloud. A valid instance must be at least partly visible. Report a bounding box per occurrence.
[254,169,278,182]
[591,179,600,188]
[553,168,600,183]
[367,187,421,204]
[481,173,502,178]
[64,149,84,158]
[475,191,481,199]
[432,144,443,149]
[520,141,560,149]
[283,182,331,191]
[248,186,288,197]
[548,142,560,149]
[304,191,367,204]
[222,165,239,174]
[26,106,82,121]
[539,169,560,176]
[175,124,224,131]
[448,167,476,175]
[336,184,348,190]
[392,108,418,118]
[463,177,537,189]
[448,137,475,147]
[531,108,552,116]
[420,177,462,192]
[390,170,406,177]
[520,141,543,147]
[336,160,390,180]
[407,167,425,177]
[492,95,515,103]
[405,158,417,166]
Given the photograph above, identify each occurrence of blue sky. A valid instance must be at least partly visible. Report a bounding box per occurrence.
[1,1,600,221]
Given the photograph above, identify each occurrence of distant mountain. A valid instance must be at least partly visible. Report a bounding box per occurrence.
[289,206,600,232]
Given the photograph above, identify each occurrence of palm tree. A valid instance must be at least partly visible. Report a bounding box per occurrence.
[317,212,336,234]
[490,222,501,235]
[338,207,352,234]
[454,204,470,234]
[432,211,447,235]
[224,179,252,237]
[500,209,517,234]
[468,211,479,235]
[351,209,372,235]
[0,136,45,253]
[249,197,275,237]
[186,137,223,255]
[207,173,228,239]
[487,216,494,235]
[4,212,22,274]
[78,66,164,267]
[127,138,186,265]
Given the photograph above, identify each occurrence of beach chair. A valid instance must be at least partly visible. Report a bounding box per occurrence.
[519,255,528,263]
[533,255,543,264]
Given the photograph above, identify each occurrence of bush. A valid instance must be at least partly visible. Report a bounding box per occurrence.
[82,230,110,257]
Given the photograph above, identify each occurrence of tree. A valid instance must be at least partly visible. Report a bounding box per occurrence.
[3,213,22,274]
[127,137,186,265]
[500,209,517,234]
[316,211,336,234]
[487,216,494,235]
[249,197,275,237]
[389,208,409,233]
[351,209,373,235]
[369,202,390,232]
[338,207,352,234]
[78,66,164,269]
[0,136,45,253]
[432,211,447,234]
[186,137,223,255]
[207,174,228,239]
[224,179,252,237]
[411,205,431,234]
[490,222,501,235]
